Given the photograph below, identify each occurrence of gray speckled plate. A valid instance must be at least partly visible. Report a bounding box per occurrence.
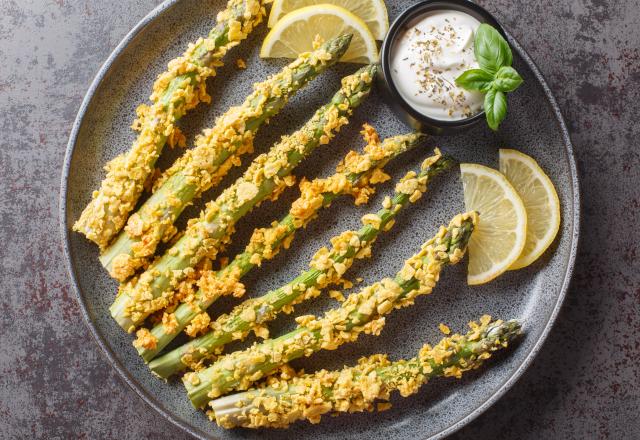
[60,1,580,438]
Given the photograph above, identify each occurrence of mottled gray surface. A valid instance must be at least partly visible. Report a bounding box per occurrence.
[0,1,637,440]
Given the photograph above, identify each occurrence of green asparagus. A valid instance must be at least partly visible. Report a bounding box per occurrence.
[74,0,267,249]
[210,317,521,428]
[136,128,427,363]
[184,211,478,408]
[148,151,453,377]
[99,35,353,281]
[111,65,377,332]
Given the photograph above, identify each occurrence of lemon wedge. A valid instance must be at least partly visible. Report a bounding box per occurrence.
[268,0,389,40]
[261,4,379,64]
[499,149,561,270]
[460,163,528,285]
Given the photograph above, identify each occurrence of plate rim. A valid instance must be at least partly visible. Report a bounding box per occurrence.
[59,1,581,438]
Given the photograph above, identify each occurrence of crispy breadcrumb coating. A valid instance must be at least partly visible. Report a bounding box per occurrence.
[184,212,477,407]
[103,39,344,282]
[140,127,426,367]
[151,149,446,377]
[74,0,266,249]
[112,66,375,332]
[209,317,520,428]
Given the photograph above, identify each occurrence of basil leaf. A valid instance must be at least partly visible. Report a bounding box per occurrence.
[474,24,513,74]
[492,66,523,92]
[484,88,507,131]
[455,69,494,92]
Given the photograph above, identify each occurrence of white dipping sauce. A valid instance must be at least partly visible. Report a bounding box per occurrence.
[390,10,484,120]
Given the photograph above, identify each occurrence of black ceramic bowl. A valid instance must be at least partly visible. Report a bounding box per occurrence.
[378,0,507,135]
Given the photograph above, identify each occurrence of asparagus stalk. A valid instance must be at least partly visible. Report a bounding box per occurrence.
[184,211,478,408]
[136,128,427,363]
[111,65,377,332]
[210,317,521,428]
[99,35,354,281]
[74,0,267,249]
[149,151,453,377]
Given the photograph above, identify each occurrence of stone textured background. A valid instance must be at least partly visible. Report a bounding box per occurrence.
[0,0,638,439]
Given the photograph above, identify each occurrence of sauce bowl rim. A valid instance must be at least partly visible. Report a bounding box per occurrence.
[379,0,508,130]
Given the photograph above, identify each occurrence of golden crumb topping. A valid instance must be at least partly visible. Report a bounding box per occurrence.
[101,31,350,284]
[74,0,265,250]
[210,316,514,429]
[185,312,212,337]
[190,213,477,402]
[162,312,179,335]
[176,148,448,374]
[115,67,374,327]
[133,328,158,350]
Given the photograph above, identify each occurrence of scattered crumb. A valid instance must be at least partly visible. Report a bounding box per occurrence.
[439,323,451,335]
[329,290,346,302]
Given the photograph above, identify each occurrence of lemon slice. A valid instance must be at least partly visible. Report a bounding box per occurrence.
[268,0,389,40]
[261,4,379,64]
[460,163,527,285]
[499,149,561,270]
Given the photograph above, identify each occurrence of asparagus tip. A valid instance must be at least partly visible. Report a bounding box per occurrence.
[485,318,522,343]
[325,33,353,58]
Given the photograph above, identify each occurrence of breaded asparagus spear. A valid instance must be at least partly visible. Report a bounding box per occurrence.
[74,0,267,249]
[111,65,377,332]
[135,127,427,363]
[148,151,453,377]
[100,35,353,281]
[210,317,521,428]
[184,211,478,408]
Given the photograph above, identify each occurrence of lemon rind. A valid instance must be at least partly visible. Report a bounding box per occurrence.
[460,163,528,285]
[499,149,561,270]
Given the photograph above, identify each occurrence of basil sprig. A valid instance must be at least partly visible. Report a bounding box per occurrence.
[455,24,523,131]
